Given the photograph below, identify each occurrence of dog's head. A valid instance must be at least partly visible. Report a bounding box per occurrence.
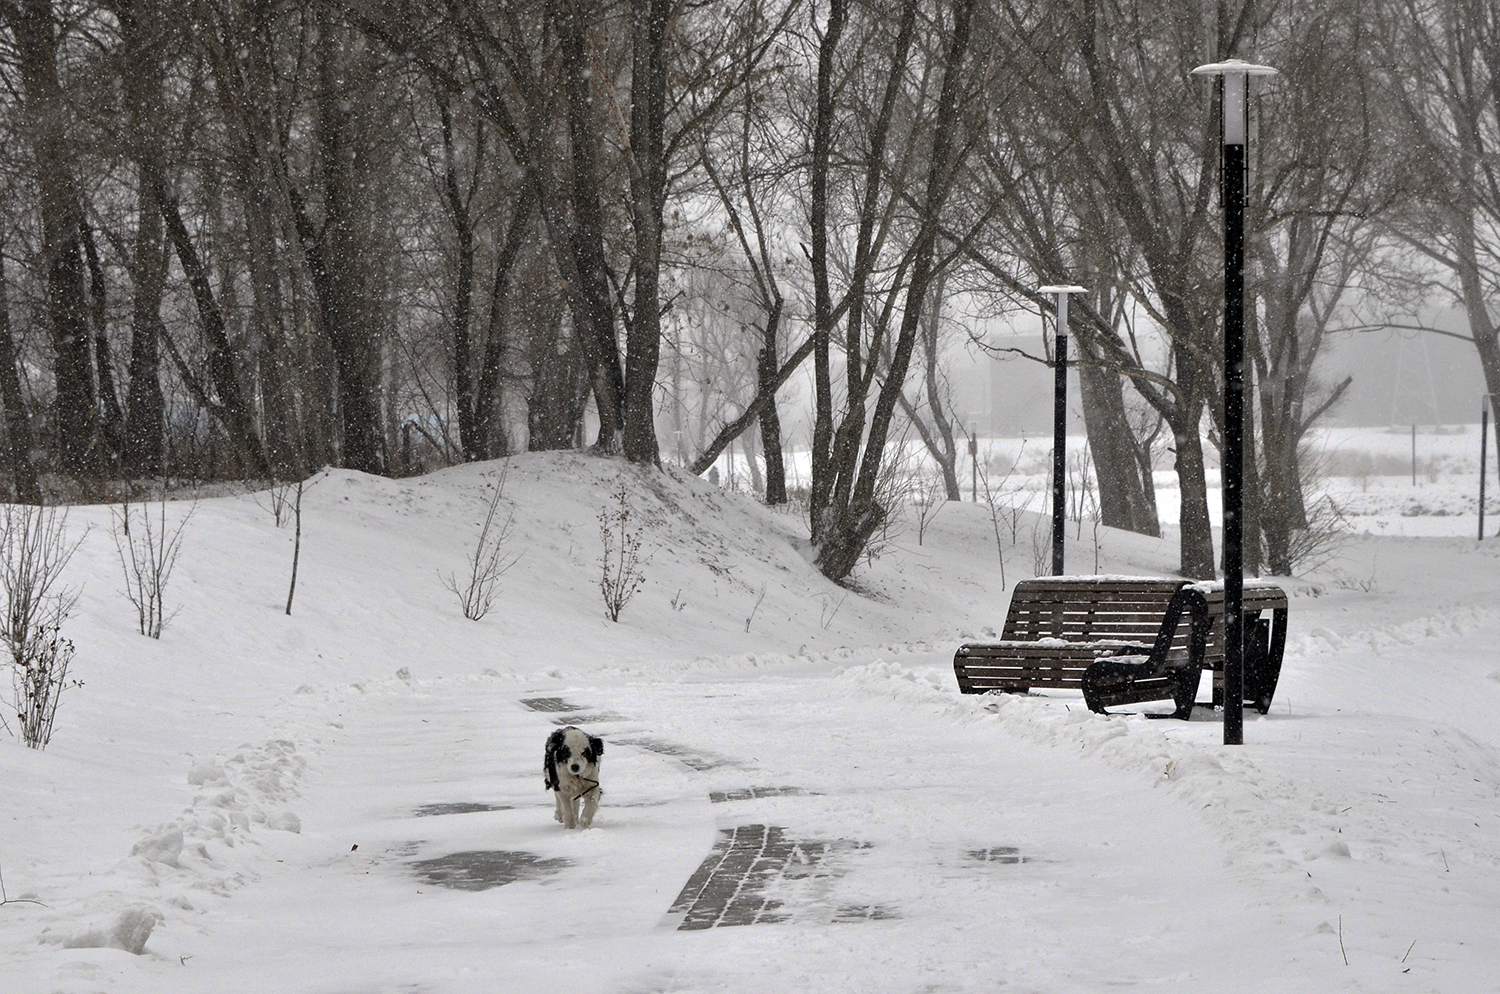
[545,726,603,790]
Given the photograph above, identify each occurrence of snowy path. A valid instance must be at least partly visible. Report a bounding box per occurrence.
[11,636,1500,993]
[112,648,1338,994]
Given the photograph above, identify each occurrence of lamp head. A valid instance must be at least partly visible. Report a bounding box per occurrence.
[1190,58,1279,78]
[1192,59,1277,146]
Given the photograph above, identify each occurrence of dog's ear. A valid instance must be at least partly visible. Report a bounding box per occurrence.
[544,728,567,790]
[586,736,604,763]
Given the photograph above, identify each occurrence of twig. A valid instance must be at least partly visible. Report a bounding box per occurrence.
[745,583,767,632]
[285,479,303,616]
[1338,915,1349,966]
[573,776,600,801]
[819,593,846,630]
[1402,939,1416,964]
[0,863,48,908]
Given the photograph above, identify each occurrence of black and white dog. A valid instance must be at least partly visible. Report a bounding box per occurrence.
[544,726,603,829]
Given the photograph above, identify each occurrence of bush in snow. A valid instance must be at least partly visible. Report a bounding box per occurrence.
[111,494,194,638]
[0,503,83,749]
[443,466,520,621]
[598,479,647,622]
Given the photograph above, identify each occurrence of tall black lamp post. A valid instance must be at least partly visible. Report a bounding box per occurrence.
[1040,285,1086,576]
[1192,58,1277,746]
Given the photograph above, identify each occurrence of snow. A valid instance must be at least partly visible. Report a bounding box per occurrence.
[3,443,1500,992]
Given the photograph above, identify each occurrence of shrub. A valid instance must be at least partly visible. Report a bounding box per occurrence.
[444,467,520,621]
[111,495,194,638]
[598,480,647,622]
[1,504,83,749]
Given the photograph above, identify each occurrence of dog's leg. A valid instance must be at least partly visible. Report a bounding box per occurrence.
[570,794,584,829]
[578,786,599,829]
[553,790,571,827]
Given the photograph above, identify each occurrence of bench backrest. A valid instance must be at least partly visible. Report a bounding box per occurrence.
[1179,581,1290,667]
[1002,577,1194,658]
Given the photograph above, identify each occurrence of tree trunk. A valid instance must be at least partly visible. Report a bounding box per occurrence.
[806,0,849,540]
[475,186,537,458]
[1171,400,1217,580]
[756,301,788,504]
[0,250,41,503]
[527,313,590,451]
[9,0,98,473]
[151,171,269,477]
[550,0,625,452]
[123,175,167,478]
[621,0,672,466]
[290,19,386,475]
[81,222,125,464]
[1075,335,1159,536]
[437,96,481,461]
[915,277,962,501]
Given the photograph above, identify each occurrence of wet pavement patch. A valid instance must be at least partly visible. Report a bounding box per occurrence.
[551,712,628,725]
[968,846,1026,864]
[614,736,734,772]
[411,850,571,891]
[709,786,813,803]
[520,697,586,713]
[411,802,513,818]
[668,824,866,930]
[833,903,899,922]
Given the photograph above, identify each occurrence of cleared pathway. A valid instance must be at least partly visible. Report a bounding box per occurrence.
[159,653,1319,994]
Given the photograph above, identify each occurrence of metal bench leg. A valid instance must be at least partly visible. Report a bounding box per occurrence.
[1171,665,1202,720]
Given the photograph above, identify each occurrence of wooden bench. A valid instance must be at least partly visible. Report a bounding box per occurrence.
[953,577,1202,719]
[953,576,1289,720]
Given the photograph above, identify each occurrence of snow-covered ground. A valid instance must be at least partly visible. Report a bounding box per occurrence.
[3,440,1500,993]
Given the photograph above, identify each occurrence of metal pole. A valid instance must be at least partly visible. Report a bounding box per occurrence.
[969,427,978,503]
[1194,57,1274,746]
[1052,293,1069,576]
[1222,122,1246,748]
[1482,398,1490,540]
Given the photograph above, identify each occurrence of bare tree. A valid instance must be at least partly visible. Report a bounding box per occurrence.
[806,0,986,581]
[1378,0,1500,470]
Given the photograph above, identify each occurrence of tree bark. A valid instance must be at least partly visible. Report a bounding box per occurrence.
[549,0,625,452]
[621,0,672,466]
[1076,344,1160,537]
[475,185,537,458]
[0,249,41,503]
[123,178,167,478]
[289,18,387,475]
[756,302,788,504]
[436,94,482,461]
[8,0,98,473]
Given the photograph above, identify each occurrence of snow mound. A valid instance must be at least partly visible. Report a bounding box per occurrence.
[48,905,163,955]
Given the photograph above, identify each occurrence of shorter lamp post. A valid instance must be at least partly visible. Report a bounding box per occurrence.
[1482,396,1493,540]
[969,421,978,502]
[1040,285,1086,576]
[1192,58,1277,746]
